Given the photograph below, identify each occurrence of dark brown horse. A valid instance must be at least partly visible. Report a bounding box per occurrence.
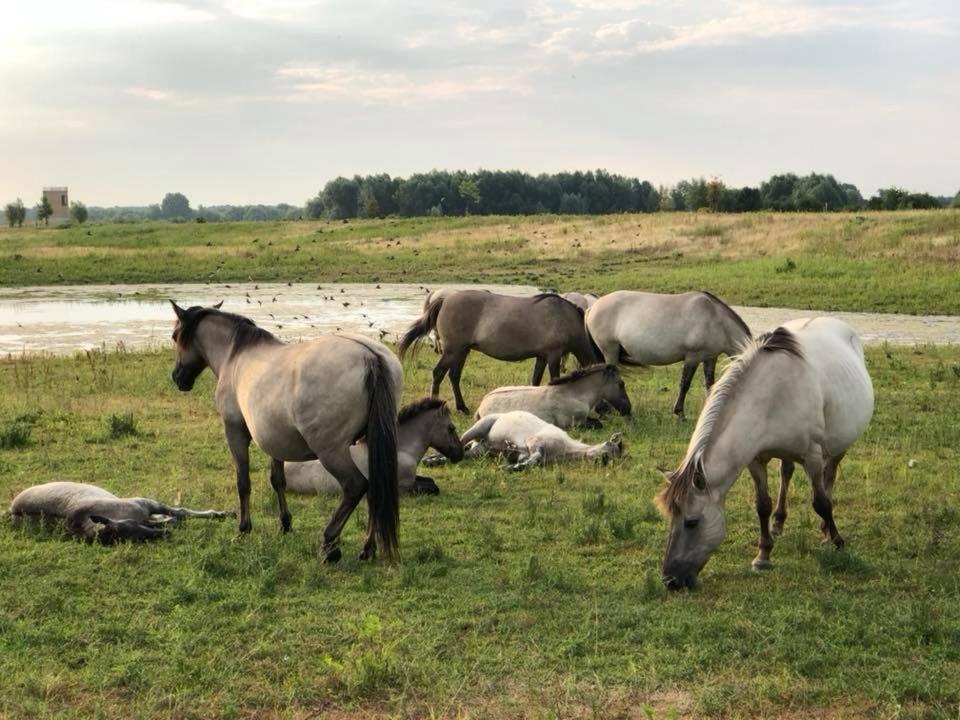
[398,291,598,414]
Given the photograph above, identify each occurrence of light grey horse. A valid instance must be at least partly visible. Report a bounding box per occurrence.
[399,291,598,414]
[455,411,624,472]
[584,290,751,418]
[475,365,631,429]
[561,291,598,312]
[10,481,231,544]
[657,317,874,590]
[285,398,464,496]
[170,302,403,562]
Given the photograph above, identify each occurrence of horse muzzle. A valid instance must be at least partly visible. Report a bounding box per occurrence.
[171,364,201,392]
[662,561,700,591]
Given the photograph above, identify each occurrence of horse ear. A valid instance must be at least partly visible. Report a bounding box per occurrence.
[656,464,673,482]
[212,301,223,310]
[169,300,187,320]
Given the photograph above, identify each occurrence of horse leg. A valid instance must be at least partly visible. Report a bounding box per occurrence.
[412,475,440,495]
[448,349,471,414]
[748,461,775,569]
[225,424,253,534]
[547,355,562,381]
[146,500,233,521]
[703,357,717,391]
[530,357,547,386]
[672,362,698,419]
[431,352,454,397]
[505,448,544,472]
[771,459,795,537]
[316,449,368,562]
[803,449,844,549]
[269,458,292,533]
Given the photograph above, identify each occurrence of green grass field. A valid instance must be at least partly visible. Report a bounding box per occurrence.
[2,342,959,719]
[2,210,960,313]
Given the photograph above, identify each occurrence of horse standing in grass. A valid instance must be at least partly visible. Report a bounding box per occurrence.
[169,302,402,562]
[399,291,598,414]
[476,365,631,429]
[657,317,874,590]
[585,290,751,418]
[284,398,464,496]
[10,481,231,544]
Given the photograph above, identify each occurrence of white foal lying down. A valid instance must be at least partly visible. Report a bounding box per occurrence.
[475,365,631,429]
[9,481,232,544]
[457,411,624,471]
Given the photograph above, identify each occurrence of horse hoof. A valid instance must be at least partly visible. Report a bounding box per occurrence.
[323,546,342,563]
[280,513,292,533]
[833,536,845,550]
[238,520,252,534]
[752,558,774,571]
[771,524,784,538]
[359,548,376,561]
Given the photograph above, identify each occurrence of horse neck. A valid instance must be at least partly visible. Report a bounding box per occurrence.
[582,438,610,459]
[553,374,601,404]
[719,311,752,356]
[193,315,239,377]
[397,412,435,460]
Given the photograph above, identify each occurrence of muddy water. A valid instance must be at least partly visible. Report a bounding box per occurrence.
[1,283,958,355]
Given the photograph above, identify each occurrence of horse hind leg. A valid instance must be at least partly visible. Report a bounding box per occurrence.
[703,357,717,391]
[771,459,795,537]
[315,448,369,562]
[804,450,844,549]
[530,357,547,386]
[447,348,471,415]
[748,461,775,569]
[547,355,562,381]
[270,458,292,533]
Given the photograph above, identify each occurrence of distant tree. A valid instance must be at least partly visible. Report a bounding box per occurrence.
[705,177,726,211]
[559,192,587,214]
[903,192,942,209]
[841,183,865,210]
[305,196,325,219]
[670,186,686,211]
[160,192,192,220]
[760,173,799,210]
[735,187,763,212]
[4,198,26,227]
[459,178,482,214]
[634,180,660,213]
[658,185,674,211]
[953,190,960,208]
[70,201,88,224]
[146,204,163,220]
[36,194,53,225]
[320,176,360,219]
[676,178,708,211]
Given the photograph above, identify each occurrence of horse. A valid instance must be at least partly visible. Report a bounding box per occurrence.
[9,481,232,544]
[561,291,599,312]
[399,291,598,414]
[584,290,751,418]
[475,365,631,429]
[656,317,874,590]
[453,411,624,472]
[284,398,464,496]
[420,288,460,353]
[169,301,403,562]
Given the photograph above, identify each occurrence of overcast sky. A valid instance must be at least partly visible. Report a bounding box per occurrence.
[1,0,957,206]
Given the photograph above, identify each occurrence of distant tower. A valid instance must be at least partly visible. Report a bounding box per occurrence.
[43,186,69,222]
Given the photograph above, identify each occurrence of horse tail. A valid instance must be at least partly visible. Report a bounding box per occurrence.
[398,296,444,359]
[364,351,400,560]
[583,320,604,364]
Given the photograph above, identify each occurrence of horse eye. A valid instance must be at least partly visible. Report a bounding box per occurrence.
[683,516,700,530]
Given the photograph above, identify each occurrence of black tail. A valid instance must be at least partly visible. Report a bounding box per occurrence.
[364,352,400,560]
[398,296,444,359]
[584,322,604,364]
[584,320,645,367]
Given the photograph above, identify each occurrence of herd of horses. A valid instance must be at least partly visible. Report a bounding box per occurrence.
[8,287,874,591]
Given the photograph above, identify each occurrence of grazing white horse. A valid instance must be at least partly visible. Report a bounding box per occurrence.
[657,317,874,590]
[10,482,231,543]
[284,398,463,496]
[457,411,624,472]
[476,365,631,429]
[585,290,751,417]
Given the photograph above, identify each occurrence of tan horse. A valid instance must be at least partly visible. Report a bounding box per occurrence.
[10,481,231,544]
[284,398,464,496]
[657,318,873,590]
[585,290,751,418]
[399,291,598,414]
[169,302,402,562]
[476,365,631,429]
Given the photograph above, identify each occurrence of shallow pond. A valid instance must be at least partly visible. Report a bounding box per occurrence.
[1,283,958,355]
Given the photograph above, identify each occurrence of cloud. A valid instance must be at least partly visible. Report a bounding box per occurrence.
[125,87,177,103]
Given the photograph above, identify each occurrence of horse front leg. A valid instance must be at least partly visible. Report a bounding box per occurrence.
[772,459,795,537]
[448,349,471,414]
[225,424,253,534]
[316,449,369,562]
[547,354,562,380]
[703,357,717,391]
[270,458,292,533]
[673,362,698,419]
[530,357,547,386]
[748,460,774,569]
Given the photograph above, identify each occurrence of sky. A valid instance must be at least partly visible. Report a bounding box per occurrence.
[1,0,957,206]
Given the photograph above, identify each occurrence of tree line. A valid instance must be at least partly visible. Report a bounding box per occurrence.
[5,175,959,228]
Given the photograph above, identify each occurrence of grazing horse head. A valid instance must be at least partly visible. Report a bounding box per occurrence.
[656,458,727,591]
[598,365,632,416]
[169,300,223,391]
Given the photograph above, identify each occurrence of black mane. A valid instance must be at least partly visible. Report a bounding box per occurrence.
[397,397,447,424]
[548,364,616,386]
[531,292,584,316]
[175,306,279,355]
[700,290,751,338]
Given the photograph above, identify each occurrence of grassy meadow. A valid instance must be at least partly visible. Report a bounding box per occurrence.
[2,209,960,313]
[1,343,959,719]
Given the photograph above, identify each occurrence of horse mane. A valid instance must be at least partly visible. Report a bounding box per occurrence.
[657,326,803,515]
[700,290,751,338]
[531,293,585,316]
[176,306,279,354]
[397,397,447,425]
[548,364,616,386]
